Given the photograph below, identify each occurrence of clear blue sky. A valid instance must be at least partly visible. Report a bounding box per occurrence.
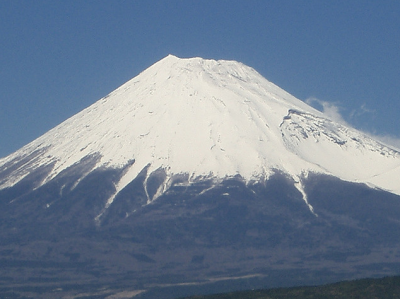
[1,0,399,157]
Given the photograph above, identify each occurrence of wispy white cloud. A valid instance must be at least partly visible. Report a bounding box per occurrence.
[305,97,348,125]
[349,103,375,119]
[305,97,400,151]
[349,104,400,151]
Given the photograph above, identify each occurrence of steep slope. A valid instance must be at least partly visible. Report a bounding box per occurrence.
[0,55,399,212]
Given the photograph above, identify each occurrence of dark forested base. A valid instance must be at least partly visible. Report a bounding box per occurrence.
[1,171,400,298]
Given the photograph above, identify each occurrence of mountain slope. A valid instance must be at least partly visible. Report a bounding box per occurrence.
[0,55,399,214]
[181,276,400,299]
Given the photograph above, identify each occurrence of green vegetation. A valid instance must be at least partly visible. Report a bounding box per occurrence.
[183,276,400,299]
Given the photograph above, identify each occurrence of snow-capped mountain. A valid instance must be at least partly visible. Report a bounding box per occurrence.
[1,55,400,299]
[0,55,400,216]
[1,55,399,209]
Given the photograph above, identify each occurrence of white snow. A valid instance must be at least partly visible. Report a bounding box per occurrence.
[1,55,399,211]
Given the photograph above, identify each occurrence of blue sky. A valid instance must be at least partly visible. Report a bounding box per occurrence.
[1,0,399,157]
